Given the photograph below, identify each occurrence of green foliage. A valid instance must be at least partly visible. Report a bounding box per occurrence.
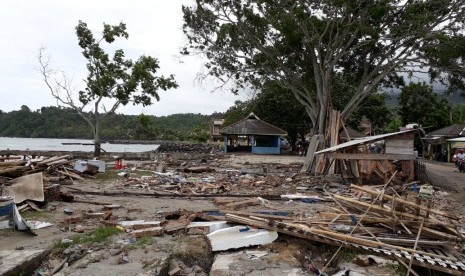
[222,100,252,127]
[182,0,465,136]
[452,104,465,124]
[188,124,210,142]
[0,106,212,141]
[249,81,311,147]
[398,83,450,129]
[385,116,403,133]
[424,35,465,97]
[76,21,178,108]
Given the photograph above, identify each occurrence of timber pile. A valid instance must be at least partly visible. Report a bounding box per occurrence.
[0,155,87,182]
[223,182,465,275]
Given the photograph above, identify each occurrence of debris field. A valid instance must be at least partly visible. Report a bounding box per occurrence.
[1,153,464,276]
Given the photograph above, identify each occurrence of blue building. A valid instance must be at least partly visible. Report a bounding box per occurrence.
[219,113,287,155]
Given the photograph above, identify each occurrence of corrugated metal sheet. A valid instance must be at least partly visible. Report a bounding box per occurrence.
[315,129,417,154]
[427,124,465,137]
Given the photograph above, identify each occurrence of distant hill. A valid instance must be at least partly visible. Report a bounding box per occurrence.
[0,106,219,141]
[385,89,465,109]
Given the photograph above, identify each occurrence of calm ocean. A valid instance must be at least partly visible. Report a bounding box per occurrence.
[0,137,159,153]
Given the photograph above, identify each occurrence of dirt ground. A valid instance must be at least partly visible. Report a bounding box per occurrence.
[1,154,463,275]
[423,159,465,198]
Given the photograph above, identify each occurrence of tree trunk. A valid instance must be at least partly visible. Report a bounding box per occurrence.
[93,119,101,157]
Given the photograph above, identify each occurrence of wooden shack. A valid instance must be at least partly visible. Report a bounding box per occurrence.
[219,113,287,155]
[315,130,418,183]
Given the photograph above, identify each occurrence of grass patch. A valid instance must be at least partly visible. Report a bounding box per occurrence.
[96,170,121,182]
[21,210,49,220]
[136,236,154,246]
[54,226,121,250]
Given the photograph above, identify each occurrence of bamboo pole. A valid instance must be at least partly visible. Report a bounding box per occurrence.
[406,219,424,276]
[350,184,457,220]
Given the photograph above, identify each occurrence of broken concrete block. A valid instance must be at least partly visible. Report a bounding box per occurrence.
[168,266,182,276]
[164,221,187,234]
[207,226,278,251]
[62,215,83,225]
[117,220,161,230]
[0,250,48,276]
[187,221,230,235]
[210,251,306,276]
[83,211,112,220]
[131,226,163,238]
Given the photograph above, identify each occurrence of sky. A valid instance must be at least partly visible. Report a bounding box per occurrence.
[0,1,247,116]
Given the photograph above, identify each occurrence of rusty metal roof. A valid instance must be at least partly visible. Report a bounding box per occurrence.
[426,124,465,137]
[316,129,417,154]
[219,113,287,136]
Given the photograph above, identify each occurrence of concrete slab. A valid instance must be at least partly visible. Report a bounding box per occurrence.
[210,251,306,276]
[187,221,230,234]
[207,226,278,251]
[0,249,48,276]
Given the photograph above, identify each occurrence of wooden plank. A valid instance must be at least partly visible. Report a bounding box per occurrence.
[340,117,351,141]
[349,185,458,220]
[302,135,321,173]
[386,139,414,148]
[0,161,25,167]
[333,194,457,227]
[386,147,414,155]
[328,153,416,160]
[326,110,339,174]
[223,210,294,221]
[56,170,84,180]
[349,160,359,178]
[37,155,72,165]
[376,161,389,174]
[407,219,424,276]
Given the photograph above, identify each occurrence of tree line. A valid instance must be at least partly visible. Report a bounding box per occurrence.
[222,82,465,149]
[0,106,213,142]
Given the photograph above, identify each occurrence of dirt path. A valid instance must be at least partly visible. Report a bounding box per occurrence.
[422,160,465,219]
[424,159,465,203]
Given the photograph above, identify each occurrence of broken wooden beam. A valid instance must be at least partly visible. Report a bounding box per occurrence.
[350,184,457,220]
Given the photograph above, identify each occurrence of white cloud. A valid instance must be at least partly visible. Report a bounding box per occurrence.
[0,0,246,115]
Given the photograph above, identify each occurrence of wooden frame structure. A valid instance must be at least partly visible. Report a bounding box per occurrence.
[315,130,418,182]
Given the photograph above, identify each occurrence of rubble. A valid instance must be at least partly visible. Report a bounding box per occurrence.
[1,153,464,275]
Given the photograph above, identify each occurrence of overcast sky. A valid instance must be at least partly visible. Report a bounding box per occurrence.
[0,0,246,116]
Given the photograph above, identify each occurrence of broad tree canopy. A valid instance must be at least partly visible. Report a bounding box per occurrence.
[182,0,465,137]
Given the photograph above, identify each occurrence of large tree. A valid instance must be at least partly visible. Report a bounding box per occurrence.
[398,82,449,129]
[182,0,465,142]
[39,21,178,156]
